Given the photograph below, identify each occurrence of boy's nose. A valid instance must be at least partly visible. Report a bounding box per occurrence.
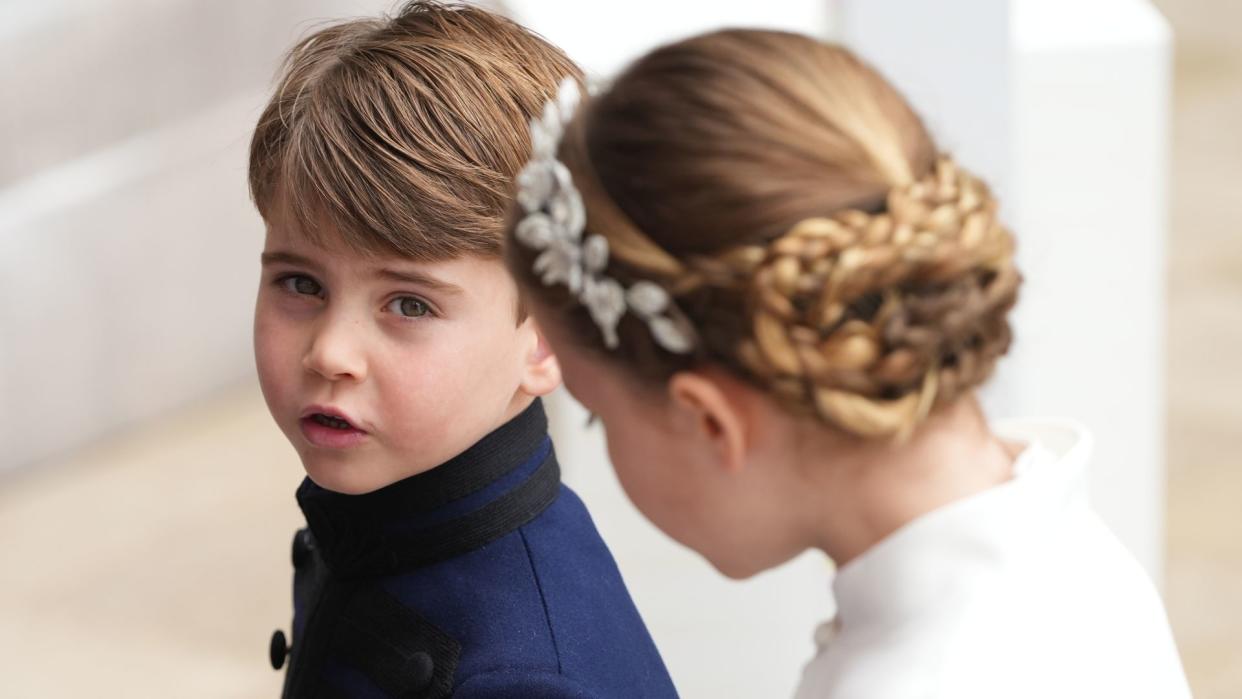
[302,316,368,382]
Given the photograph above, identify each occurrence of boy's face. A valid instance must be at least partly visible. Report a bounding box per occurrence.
[254,213,559,494]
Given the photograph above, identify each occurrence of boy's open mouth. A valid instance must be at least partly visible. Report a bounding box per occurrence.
[299,409,368,449]
[310,413,354,430]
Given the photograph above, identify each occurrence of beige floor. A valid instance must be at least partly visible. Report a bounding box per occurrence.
[0,385,301,698]
[3,4,1240,698]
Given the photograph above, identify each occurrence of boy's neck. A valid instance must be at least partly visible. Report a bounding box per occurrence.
[296,397,557,577]
[501,392,537,430]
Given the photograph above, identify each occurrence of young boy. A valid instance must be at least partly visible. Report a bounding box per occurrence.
[247,3,678,697]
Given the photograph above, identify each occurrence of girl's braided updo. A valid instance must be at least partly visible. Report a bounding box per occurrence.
[507,29,1020,440]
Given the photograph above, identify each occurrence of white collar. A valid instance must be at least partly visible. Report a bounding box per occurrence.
[830,418,1094,632]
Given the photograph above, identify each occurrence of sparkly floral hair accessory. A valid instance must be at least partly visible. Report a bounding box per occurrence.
[513,78,695,354]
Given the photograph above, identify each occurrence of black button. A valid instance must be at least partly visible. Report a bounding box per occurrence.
[269,629,289,670]
[408,651,434,691]
[292,529,315,568]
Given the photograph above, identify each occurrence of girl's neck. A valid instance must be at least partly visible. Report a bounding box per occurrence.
[796,395,1020,567]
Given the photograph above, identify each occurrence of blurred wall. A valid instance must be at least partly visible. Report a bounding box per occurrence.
[0,0,393,471]
[2,2,1208,696]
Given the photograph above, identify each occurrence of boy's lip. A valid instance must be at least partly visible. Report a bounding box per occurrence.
[299,416,368,449]
[298,404,369,450]
[300,404,366,431]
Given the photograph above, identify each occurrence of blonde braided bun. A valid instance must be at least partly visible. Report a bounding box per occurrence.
[506,30,1021,440]
[719,158,1017,438]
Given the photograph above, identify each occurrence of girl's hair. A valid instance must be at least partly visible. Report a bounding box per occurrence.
[507,29,1020,440]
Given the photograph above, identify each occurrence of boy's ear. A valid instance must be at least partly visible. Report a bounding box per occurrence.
[518,318,562,398]
[667,370,750,474]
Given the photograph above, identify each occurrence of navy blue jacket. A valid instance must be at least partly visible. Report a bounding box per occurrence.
[270,400,678,698]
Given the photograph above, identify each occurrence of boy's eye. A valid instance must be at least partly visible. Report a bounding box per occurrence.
[388,296,430,318]
[282,275,322,296]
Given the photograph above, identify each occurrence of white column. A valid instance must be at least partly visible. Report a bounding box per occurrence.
[838,0,1172,581]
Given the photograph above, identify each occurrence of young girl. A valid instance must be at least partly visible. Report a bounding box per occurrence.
[506,29,1192,698]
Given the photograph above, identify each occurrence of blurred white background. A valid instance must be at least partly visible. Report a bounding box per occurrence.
[1,0,1238,696]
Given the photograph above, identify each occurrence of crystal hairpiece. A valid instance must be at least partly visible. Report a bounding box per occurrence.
[514,78,694,354]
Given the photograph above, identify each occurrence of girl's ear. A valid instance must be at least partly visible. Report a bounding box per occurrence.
[667,370,751,474]
[519,319,562,397]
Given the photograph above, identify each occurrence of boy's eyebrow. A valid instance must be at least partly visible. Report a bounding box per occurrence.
[260,251,319,268]
[375,267,465,295]
[260,251,464,295]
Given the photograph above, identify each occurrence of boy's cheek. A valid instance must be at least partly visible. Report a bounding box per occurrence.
[378,330,520,437]
[253,313,298,415]
[409,320,517,387]
[252,319,283,384]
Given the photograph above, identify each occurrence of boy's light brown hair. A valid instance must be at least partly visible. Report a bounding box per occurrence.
[249,0,582,260]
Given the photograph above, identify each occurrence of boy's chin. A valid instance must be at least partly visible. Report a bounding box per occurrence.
[302,458,407,495]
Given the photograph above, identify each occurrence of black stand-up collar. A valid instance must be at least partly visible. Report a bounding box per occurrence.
[296,399,560,579]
